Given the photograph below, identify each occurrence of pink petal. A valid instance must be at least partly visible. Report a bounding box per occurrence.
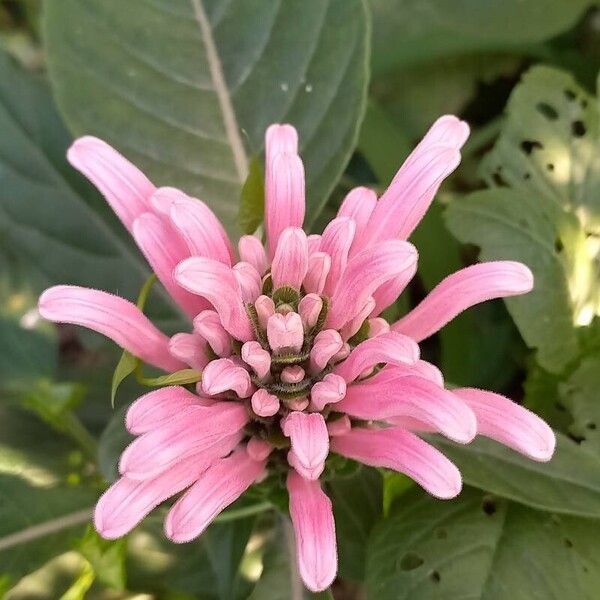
[95,453,212,539]
[38,286,183,372]
[454,388,555,461]
[246,437,273,461]
[169,333,210,371]
[368,317,390,337]
[233,261,262,302]
[327,415,351,437]
[265,153,305,258]
[67,136,154,232]
[241,341,272,379]
[298,294,323,330]
[331,427,462,499]
[307,234,322,255]
[266,123,299,157]
[238,235,268,275]
[392,261,534,342]
[319,217,356,295]
[175,257,253,341]
[193,310,232,357]
[281,365,306,384]
[165,448,265,542]
[119,402,247,479]
[267,312,304,353]
[310,329,344,372]
[201,358,253,398]
[310,373,346,411]
[271,227,309,291]
[126,386,201,435]
[338,187,377,255]
[327,241,418,330]
[303,252,331,295]
[339,375,476,443]
[251,388,280,417]
[282,412,329,480]
[370,262,418,317]
[287,471,337,592]
[255,295,275,329]
[339,296,376,341]
[334,331,420,383]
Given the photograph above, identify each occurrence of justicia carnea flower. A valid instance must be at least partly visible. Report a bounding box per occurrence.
[38,116,555,592]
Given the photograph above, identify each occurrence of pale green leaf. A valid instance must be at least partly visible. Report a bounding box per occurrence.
[239,157,265,235]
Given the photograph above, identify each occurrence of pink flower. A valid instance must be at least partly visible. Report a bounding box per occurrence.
[38,117,555,593]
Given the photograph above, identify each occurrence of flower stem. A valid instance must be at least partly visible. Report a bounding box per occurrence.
[61,411,98,460]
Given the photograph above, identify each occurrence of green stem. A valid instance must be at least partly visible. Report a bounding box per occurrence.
[214,501,272,523]
[61,411,98,460]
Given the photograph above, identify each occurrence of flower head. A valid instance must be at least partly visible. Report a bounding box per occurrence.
[39,117,555,592]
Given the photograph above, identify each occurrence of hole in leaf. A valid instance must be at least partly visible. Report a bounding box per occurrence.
[572,120,586,137]
[482,496,497,516]
[436,528,447,539]
[564,89,577,101]
[555,238,564,253]
[581,99,588,109]
[547,163,555,172]
[587,422,596,430]
[492,171,508,187]
[430,570,441,583]
[537,102,559,120]
[568,432,586,444]
[565,539,573,548]
[555,401,567,412]
[523,172,531,180]
[520,140,543,155]
[400,552,424,571]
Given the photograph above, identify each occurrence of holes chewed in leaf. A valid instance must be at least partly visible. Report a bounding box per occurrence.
[571,120,586,137]
[555,238,564,253]
[536,102,559,120]
[520,140,543,155]
[400,552,424,571]
[430,570,441,583]
[482,496,497,516]
[564,89,577,101]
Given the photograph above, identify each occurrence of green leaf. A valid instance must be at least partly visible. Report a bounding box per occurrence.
[370,0,592,74]
[366,487,600,599]
[239,157,265,235]
[430,433,600,518]
[77,526,126,591]
[326,466,382,581]
[136,367,202,387]
[44,0,370,233]
[0,49,180,330]
[447,66,600,372]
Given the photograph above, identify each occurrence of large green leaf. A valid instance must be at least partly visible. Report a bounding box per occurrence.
[370,0,592,74]
[431,433,600,518]
[44,0,370,232]
[0,49,179,329]
[447,67,600,372]
[366,488,600,599]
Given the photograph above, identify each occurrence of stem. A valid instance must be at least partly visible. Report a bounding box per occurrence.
[214,501,273,523]
[61,411,98,460]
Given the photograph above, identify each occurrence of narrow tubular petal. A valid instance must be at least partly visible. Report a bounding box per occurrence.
[287,471,337,593]
[265,153,305,258]
[266,123,299,157]
[201,358,253,398]
[334,331,420,383]
[327,241,418,330]
[339,296,376,341]
[67,136,154,232]
[233,262,262,302]
[454,388,555,461]
[337,187,377,255]
[382,361,445,388]
[392,261,534,342]
[165,448,265,543]
[194,311,232,357]
[38,286,183,372]
[157,187,232,265]
[169,333,210,371]
[370,262,418,317]
[95,454,212,539]
[119,403,247,479]
[175,257,253,341]
[283,412,329,480]
[303,252,331,295]
[238,235,268,275]
[331,427,462,499]
[133,213,207,318]
[271,227,309,290]
[319,217,356,295]
[338,375,476,443]
[126,386,201,435]
[365,145,461,243]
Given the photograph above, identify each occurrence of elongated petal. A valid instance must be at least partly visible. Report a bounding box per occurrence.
[265,153,305,258]
[242,341,271,378]
[67,136,154,232]
[339,375,476,443]
[38,286,183,372]
[331,427,461,499]
[334,332,419,383]
[287,471,337,592]
[370,262,418,316]
[392,262,534,342]
[384,361,445,388]
[133,213,206,318]
[165,448,265,542]
[303,252,331,295]
[338,187,377,255]
[169,333,210,371]
[202,358,253,398]
[282,412,329,480]
[175,257,253,341]
[126,386,202,435]
[266,123,299,157]
[310,329,343,372]
[271,227,309,290]
[327,241,418,329]
[238,235,268,275]
[152,187,232,264]
[119,403,247,479]
[365,146,460,244]
[454,388,555,461]
[233,262,262,302]
[95,453,212,539]
[320,217,356,295]
[194,311,232,357]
